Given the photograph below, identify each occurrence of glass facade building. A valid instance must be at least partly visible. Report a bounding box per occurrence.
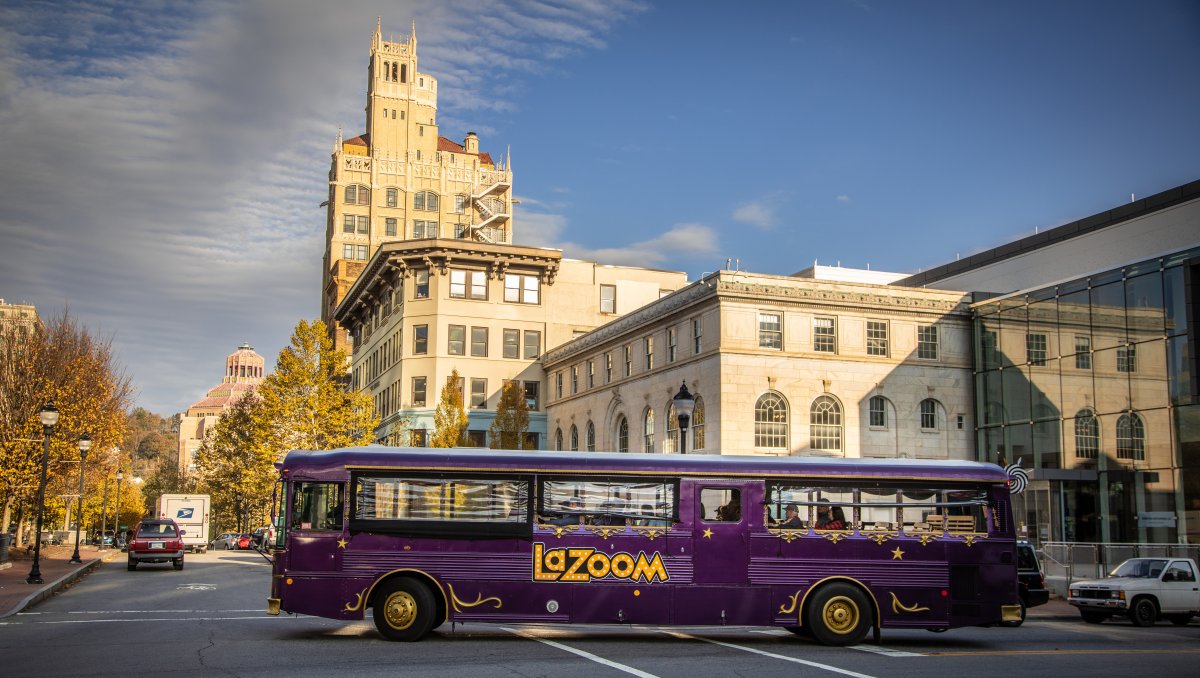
[972,246,1199,544]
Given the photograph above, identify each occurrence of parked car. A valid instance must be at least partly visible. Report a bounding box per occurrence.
[1068,557,1200,626]
[237,533,253,550]
[1003,541,1050,626]
[127,518,185,571]
[210,532,240,550]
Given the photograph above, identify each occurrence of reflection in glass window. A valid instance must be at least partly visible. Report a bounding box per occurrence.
[541,479,674,527]
[292,482,343,531]
[353,476,527,522]
[1074,409,1099,459]
[1116,412,1145,460]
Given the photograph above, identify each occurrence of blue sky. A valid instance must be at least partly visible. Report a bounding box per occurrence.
[1,0,1197,415]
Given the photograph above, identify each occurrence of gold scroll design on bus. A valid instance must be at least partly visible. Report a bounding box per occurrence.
[535,521,581,538]
[628,525,668,541]
[344,586,371,613]
[766,527,806,543]
[780,590,803,618]
[445,582,502,613]
[954,533,984,547]
[584,525,625,539]
[817,529,854,544]
[890,592,930,614]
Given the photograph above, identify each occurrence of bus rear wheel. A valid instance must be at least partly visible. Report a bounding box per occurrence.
[372,578,436,642]
[805,583,873,646]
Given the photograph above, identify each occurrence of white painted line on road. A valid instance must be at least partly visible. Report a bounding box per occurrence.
[666,631,879,678]
[502,626,662,678]
[0,615,314,626]
[848,644,924,657]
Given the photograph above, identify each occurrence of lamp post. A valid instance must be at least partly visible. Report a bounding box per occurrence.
[69,433,92,564]
[673,382,695,455]
[26,403,59,584]
[114,469,124,545]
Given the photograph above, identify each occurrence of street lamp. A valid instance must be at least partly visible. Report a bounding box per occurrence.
[673,382,695,455]
[114,469,124,546]
[69,433,92,564]
[26,403,59,585]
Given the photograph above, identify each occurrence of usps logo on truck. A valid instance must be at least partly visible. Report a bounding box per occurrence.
[176,508,194,519]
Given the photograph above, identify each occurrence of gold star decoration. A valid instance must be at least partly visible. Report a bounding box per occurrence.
[337,538,348,549]
[702,528,714,539]
[891,547,904,560]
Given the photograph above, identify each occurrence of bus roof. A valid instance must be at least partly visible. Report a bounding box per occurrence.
[280,446,1009,484]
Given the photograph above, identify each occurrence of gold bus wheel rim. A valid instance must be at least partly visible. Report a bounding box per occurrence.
[821,596,859,634]
[384,591,418,630]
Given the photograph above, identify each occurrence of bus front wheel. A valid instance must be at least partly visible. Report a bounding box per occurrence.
[372,577,436,641]
[805,583,873,646]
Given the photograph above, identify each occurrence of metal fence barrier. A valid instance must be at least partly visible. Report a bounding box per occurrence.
[1038,542,1200,597]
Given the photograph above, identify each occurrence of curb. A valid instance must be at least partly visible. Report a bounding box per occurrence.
[0,557,102,619]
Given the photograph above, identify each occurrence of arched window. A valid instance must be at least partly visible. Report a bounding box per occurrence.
[919,398,941,431]
[344,184,369,205]
[414,191,439,211]
[383,61,390,81]
[400,63,406,83]
[665,403,678,453]
[692,397,705,451]
[617,416,629,453]
[643,408,655,452]
[569,425,579,452]
[1116,412,1145,460]
[868,395,888,428]
[755,392,788,449]
[810,395,842,452]
[586,421,595,452]
[392,63,398,81]
[1074,408,1099,459]
[554,428,563,452]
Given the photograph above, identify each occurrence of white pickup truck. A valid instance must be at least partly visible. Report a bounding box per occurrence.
[1068,557,1200,626]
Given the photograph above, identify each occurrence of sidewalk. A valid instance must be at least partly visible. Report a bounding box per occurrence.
[0,541,120,618]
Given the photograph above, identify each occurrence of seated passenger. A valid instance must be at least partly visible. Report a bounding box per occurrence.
[547,497,584,526]
[779,502,805,529]
[716,498,741,522]
[814,502,846,530]
[593,501,626,526]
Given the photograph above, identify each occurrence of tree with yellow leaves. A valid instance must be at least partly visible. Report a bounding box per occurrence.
[430,369,467,448]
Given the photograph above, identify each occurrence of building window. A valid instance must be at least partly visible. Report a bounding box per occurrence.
[414,269,429,299]
[869,395,887,428]
[587,360,595,388]
[555,372,563,399]
[413,324,428,354]
[643,408,655,452]
[343,215,355,234]
[917,325,938,360]
[413,220,438,238]
[586,421,595,452]
[454,194,467,213]
[342,244,354,259]
[471,326,488,357]
[414,191,439,211]
[1074,409,1099,459]
[554,428,563,451]
[524,381,539,411]
[692,397,705,450]
[644,336,654,370]
[450,269,487,300]
[385,217,397,237]
[357,244,368,260]
[470,378,487,409]
[866,320,889,357]
[503,329,519,359]
[523,330,540,359]
[1116,412,1145,460]
[504,274,540,304]
[810,395,843,452]
[1117,345,1137,373]
[1027,333,1048,366]
[600,284,616,314]
[813,317,837,353]
[692,317,702,354]
[1075,335,1092,369]
[345,184,368,205]
[357,215,369,234]
[666,404,678,453]
[386,187,398,208]
[570,365,578,394]
[569,425,579,451]
[667,327,677,363]
[920,398,940,430]
[759,312,782,349]
[448,325,465,355]
[617,416,629,453]
[755,392,788,449]
[411,376,427,407]
[624,345,632,377]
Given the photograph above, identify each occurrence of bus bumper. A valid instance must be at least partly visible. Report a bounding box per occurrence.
[267,598,281,616]
[1000,604,1022,623]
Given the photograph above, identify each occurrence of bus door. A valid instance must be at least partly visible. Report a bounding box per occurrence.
[281,480,346,617]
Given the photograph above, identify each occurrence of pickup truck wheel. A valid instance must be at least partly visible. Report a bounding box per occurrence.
[1080,611,1109,624]
[127,557,136,571]
[1165,614,1192,626]
[1130,598,1158,627]
[173,557,184,571]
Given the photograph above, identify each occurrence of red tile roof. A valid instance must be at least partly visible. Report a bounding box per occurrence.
[438,136,464,152]
[345,134,369,146]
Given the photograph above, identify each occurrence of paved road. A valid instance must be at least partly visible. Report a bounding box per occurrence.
[2,550,1198,677]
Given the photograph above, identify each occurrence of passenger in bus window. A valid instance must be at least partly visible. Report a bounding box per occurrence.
[780,502,805,528]
[716,496,741,522]
[815,502,845,530]
[636,503,668,527]
[594,501,626,526]
[548,497,583,526]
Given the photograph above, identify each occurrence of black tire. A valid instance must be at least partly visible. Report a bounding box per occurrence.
[1001,600,1027,627]
[372,578,437,642]
[173,557,184,570]
[783,626,811,638]
[1131,598,1157,627]
[1081,610,1109,624]
[127,557,136,571]
[804,582,873,646]
[1166,613,1191,626]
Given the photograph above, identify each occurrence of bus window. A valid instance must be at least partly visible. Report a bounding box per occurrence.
[293,482,343,531]
[900,488,988,534]
[768,485,852,530]
[700,488,740,522]
[354,476,528,522]
[859,487,900,531]
[541,479,675,527]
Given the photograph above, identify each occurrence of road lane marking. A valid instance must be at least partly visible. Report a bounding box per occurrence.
[666,632,879,678]
[19,609,265,615]
[0,615,317,626]
[502,626,661,678]
[848,644,924,657]
[928,648,1200,657]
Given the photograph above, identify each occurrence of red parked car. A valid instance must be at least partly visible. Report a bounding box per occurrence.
[127,518,185,571]
[237,533,253,550]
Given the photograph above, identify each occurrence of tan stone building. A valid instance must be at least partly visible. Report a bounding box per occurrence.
[542,269,975,459]
[0,298,39,344]
[177,344,265,471]
[322,20,514,351]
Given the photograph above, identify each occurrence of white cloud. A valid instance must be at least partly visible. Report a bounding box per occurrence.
[732,201,775,229]
[836,194,851,203]
[562,223,719,269]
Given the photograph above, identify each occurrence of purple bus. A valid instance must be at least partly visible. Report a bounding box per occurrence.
[266,447,1021,645]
